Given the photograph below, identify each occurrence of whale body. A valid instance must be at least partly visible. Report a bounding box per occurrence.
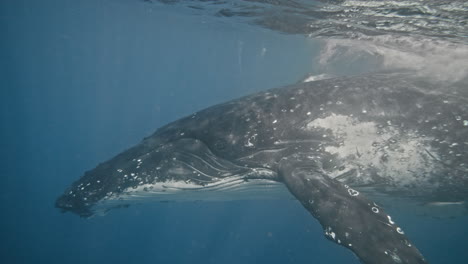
[57,73,468,264]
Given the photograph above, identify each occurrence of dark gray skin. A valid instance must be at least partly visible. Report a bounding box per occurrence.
[57,72,468,264]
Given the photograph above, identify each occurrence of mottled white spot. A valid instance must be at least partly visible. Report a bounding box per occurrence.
[306,112,311,116]
[272,120,277,124]
[362,109,367,114]
[245,134,257,147]
[387,215,395,224]
[371,207,379,213]
[305,113,435,186]
[117,169,123,173]
[348,243,352,247]
[464,120,468,126]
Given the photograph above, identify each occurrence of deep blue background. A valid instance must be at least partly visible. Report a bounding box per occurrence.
[1,0,467,263]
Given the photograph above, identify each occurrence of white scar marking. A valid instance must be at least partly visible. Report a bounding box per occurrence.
[348,188,359,196]
[387,215,395,225]
[396,227,404,234]
[245,133,257,147]
[306,113,436,186]
[371,207,379,213]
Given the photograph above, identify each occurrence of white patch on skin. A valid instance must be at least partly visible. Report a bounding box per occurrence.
[387,215,395,225]
[371,207,379,213]
[324,227,340,242]
[306,113,436,186]
[388,251,402,263]
[302,74,334,83]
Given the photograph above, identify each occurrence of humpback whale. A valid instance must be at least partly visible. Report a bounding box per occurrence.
[57,72,468,264]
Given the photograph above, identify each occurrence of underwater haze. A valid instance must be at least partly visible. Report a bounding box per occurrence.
[1,0,468,263]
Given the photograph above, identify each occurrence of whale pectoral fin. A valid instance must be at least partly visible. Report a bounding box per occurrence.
[279,160,427,264]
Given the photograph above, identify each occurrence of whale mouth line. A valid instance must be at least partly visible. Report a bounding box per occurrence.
[55,137,281,217]
[90,176,290,216]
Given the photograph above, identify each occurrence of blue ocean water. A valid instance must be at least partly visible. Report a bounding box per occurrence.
[1,0,467,263]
